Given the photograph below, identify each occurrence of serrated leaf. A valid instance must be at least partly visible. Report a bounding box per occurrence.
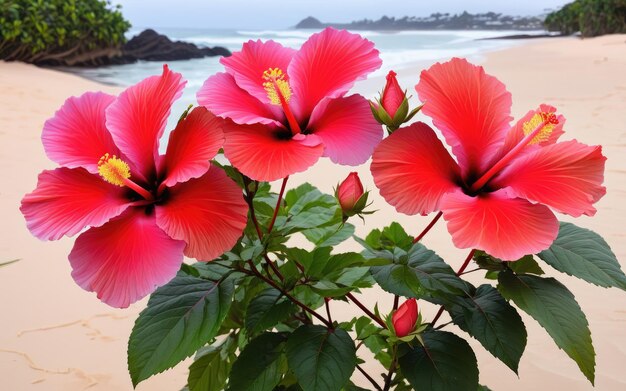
[228,333,287,391]
[398,330,479,391]
[188,345,232,391]
[128,274,234,386]
[497,271,595,383]
[508,255,544,275]
[369,243,468,299]
[303,222,355,247]
[538,222,626,290]
[245,288,297,334]
[449,285,527,373]
[283,183,338,232]
[286,325,356,391]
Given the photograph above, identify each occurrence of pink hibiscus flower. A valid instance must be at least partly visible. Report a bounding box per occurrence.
[197,27,383,181]
[371,58,606,261]
[20,66,248,308]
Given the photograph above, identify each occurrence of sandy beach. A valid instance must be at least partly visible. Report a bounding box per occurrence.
[1,34,625,390]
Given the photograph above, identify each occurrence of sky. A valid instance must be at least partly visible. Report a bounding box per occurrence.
[113,0,572,30]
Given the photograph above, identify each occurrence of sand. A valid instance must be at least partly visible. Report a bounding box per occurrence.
[1,34,625,390]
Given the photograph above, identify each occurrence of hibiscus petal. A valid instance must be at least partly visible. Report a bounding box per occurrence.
[20,168,130,241]
[371,122,461,215]
[161,107,224,187]
[69,208,185,308]
[221,39,296,104]
[440,189,559,261]
[288,28,382,119]
[308,95,382,165]
[42,92,119,174]
[222,120,324,182]
[156,164,248,261]
[106,65,185,180]
[492,140,606,217]
[416,58,512,176]
[197,72,282,126]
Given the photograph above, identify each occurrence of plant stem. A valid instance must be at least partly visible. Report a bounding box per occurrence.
[413,211,443,243]
[393,295,399,310]
[357,364,383,391]
[244,180,285,281]
[267,176,289,234]
[325,298,333,324]
[383,345,398,391]
[431,249,476,327]
[245,260,332,328]
[346,292,386,328]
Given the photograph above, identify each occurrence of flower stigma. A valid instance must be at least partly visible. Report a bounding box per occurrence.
[262,67,301,134]
[263,68,292,105]
[523,111,559,145]
[98,153,130,187]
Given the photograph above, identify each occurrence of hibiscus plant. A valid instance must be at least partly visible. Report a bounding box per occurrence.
[21,28,624,391]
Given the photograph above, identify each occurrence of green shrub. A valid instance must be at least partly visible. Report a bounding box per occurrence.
[545,0,626,37]
[0,0,130,64]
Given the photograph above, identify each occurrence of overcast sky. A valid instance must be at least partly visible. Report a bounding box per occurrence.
[114,0,571,29]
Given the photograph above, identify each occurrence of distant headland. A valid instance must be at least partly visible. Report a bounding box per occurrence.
[295,12,545,31]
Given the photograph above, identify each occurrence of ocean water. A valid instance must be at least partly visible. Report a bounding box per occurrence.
[65,28,537,136]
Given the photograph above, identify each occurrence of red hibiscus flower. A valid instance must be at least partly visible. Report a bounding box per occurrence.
[197,27,383,181]
[20,66,248,308]
[392,298,418,338]
[371,58,606,261]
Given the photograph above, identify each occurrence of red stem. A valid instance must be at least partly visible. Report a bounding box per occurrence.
[267,176,289,234]
[431,249,477,326]
[246,260,331,327]
[413,211,443,243]
[357,364,383,391]
[346,292,386,328]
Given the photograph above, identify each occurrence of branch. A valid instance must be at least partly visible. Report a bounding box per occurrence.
[346,292,386,328]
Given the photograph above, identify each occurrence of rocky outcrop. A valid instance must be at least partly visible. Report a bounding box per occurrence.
[52,29,230,67]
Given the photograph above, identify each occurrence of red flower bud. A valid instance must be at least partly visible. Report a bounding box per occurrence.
[392,298,418,337]
[336,172,364,212]
[381,70,405,118]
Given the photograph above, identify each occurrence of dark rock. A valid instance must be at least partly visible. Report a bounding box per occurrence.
[66,29,230,67]
[295,16,325,29]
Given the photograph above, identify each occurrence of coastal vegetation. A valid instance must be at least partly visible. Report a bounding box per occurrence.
[0,0,130,65]
[544,0,626,37]
[296,12,545,30]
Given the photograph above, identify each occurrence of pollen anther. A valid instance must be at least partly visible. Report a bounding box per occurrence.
[263,67,292,105]
[523,112,559,145]
[98,153,131,186]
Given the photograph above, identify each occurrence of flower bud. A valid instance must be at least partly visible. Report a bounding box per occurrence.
[381,70,404,118]
[336,172,364,212]
[392,298,418,337]
[370,70,423,133]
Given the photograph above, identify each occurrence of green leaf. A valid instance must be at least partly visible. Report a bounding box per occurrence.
[398,330,479,391]
[369,243,468,299]
[497,271,595,383]
[538,222,626,290]
[303,222,355,247]
[228,333,287,391]
[286,325,356,391]
[282,183,338,232]
[188,341,234,391]
[245,288,297,334]
[128,274,234,386]
[508,255,545,275]
[449,285,527,373]
[363,222,413,251]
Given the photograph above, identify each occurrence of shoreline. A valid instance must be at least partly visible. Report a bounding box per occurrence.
[1,34,625,390]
